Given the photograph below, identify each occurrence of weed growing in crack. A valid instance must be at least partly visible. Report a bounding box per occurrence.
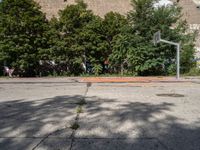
[70,123,80,130]
[87,82,92,87]
[77,99,87,105]
[76,106,83,113]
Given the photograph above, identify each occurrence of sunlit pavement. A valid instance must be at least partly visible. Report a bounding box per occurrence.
[0,77,200,150]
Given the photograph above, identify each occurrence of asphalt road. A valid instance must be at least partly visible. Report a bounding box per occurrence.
[0,77,200,150]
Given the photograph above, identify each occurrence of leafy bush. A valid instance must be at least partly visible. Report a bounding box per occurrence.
[185,67,200,76]
[93,64,103,75]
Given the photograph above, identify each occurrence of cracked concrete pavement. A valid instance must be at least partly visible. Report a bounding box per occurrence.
[0,77,200,150]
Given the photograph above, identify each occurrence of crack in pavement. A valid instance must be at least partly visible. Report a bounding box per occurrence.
[69,137,169,150]
[31,83,91,150]
[69,83,168,150]
[31,126,70,150]
[140,124,169,150]
[156,138,169,150]
[69,82,91,150]
[31,82,169,150]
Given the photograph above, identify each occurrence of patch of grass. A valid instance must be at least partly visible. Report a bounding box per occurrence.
[70,123,80,130]
[76,106,83,114]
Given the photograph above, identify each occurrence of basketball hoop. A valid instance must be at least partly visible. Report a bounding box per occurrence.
[153,31,180,79]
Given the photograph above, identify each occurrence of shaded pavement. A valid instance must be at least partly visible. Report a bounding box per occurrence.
[0,78,200,150]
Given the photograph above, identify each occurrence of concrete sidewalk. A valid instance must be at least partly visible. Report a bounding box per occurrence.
[0,78,200,150]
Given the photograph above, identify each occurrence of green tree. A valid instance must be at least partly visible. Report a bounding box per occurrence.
[47,0,109,75]
[0,0,48,76]
[109,33,135,75]
[151,5,196,74]
[79,15,110,74]
[80,12,128,74]
[49,0,95,75]
[126,0,196,75]
[102,12,128,58]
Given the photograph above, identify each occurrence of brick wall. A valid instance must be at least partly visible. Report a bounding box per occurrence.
[34,0,132,19]
[177,0,200,24]
[172,0,200,48]
[34,0,200,51]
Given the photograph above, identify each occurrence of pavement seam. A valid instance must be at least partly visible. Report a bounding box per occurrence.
[69,114,80,150]
[0,136,69,139]
[69,82,91,150]
[31,127,71,150]
[31,83,92,150]
[70,137,157,140]
[155,138,170,150]
[140,123,169,150]
[70,137,169,150]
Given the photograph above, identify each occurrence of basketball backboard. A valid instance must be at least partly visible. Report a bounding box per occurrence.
[153,31,161,45]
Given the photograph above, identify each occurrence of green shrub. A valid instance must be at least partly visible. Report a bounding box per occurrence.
[185,67,200,76]
[93,64,103,75]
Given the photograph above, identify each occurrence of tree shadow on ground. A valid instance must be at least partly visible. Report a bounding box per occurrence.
[0,95,199,150]
[0,95,84,149]
[75,97,200,150]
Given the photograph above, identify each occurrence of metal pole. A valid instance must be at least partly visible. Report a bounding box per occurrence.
[154,31,181,79]
[160,39,178,46]
[176,43,180,79]
[159,39,180,79]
